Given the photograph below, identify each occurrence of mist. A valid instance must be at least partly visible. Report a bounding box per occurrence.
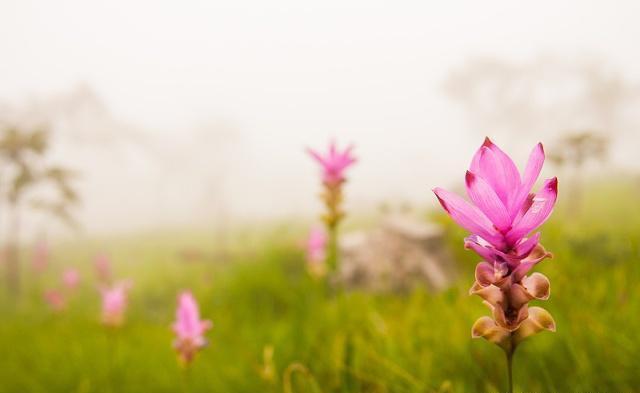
[1,0,639,237]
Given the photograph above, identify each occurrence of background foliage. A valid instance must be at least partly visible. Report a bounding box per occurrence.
[0,178,638,392]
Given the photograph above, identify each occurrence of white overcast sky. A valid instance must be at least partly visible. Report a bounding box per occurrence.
[0,1,639,235]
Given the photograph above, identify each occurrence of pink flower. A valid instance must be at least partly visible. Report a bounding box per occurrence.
[306,227,327,263]
[433,138,557,350]
[307,141,357,186]
[433,138,557,273]
[44,289,66,311]
[94,254,112,284]
[100,281,131,327]
[32,241,49,272]
[306,227,327,277]
[62,268,81,290]
[172,291,212,364]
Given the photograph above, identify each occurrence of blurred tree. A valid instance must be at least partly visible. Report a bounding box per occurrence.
[547,131,609,169]
[443,56,640,150]
[547,130,609,211]
[0,126,79,295]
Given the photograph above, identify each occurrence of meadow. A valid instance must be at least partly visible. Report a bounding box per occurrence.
[0,177,638,393]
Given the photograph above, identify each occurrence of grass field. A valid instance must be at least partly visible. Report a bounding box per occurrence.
[0,178,638,392]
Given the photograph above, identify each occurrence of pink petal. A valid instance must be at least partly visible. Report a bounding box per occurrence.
[512,243,553,282]
[306,148,327,166]
[433,187,502,247]
[465,171,511,231]
[469,137,493,173]
[514,233,541,258]
[472,138,521,206]
[507,178,558,245]
[485,139,521,190]
[522,143,545,190]
[509,143,545,219]
[343,144,356,163]
[465,235,519,267]
[464,236,497,262]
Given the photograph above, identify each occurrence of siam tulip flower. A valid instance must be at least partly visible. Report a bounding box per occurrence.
[62,268,81,290]
[433,138,558,393]
[307,140,356,272]
[172,291,212,365]
[94,254,112,284]
[44,289,66,311]
[307,140,357,187]
[306,226,327,277]
[100,281,132,328]
[32,241,50,273]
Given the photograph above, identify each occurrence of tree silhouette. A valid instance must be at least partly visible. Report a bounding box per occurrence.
[0,126,79,295]
[443,55,640,145]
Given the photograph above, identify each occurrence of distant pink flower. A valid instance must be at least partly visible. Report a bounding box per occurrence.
[306,227,327,263]
[62,268,81,290]
[32,241,50,272]
[306,227,327,277]
[44,289,66,311]
[172,291,212,365]
[307,141,357,186]
[100,281,131,327]
[94,254,112,284]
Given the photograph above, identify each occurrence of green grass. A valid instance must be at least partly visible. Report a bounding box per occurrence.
[0,178,639,392]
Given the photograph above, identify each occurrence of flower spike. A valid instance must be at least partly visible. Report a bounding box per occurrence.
[433,138,559,393]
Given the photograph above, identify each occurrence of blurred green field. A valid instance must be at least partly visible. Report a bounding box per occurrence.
[0,178,639,393]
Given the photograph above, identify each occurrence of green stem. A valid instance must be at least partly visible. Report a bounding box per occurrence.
[327,225,338,272]
[105,330,116,393]
[181,365,191,393]
[506,348,514,393]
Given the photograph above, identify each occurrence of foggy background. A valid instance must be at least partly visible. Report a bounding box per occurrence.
[1,0,639,237]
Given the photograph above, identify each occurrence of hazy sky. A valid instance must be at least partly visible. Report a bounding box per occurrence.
[1,1,639,235]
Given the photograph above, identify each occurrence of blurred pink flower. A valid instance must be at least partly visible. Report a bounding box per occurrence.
[32,241,49,272]
[306,227,327,263]
[172,291,212,365]
[94,254,112,284]
[44,289,66,311]
[62,268,81,290]
[307,140,357,186]
[306,227,327,277]
[100,281,131,327]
